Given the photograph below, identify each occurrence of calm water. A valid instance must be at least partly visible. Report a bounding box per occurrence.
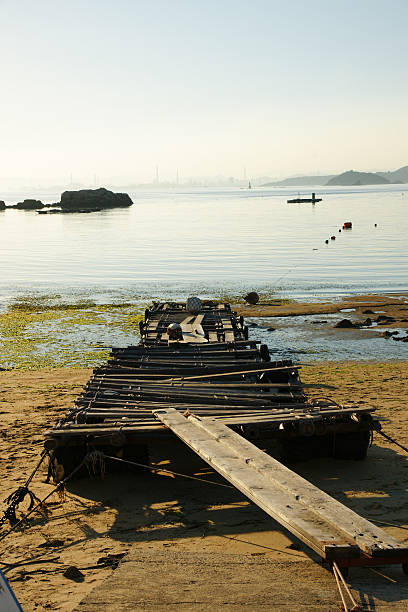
[1,185,408,302]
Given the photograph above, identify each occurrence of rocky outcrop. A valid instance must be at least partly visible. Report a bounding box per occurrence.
[60,188,133,210]
[13,199,44,210]
[0,200,5,210]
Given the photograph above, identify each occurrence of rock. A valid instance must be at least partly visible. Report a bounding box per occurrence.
[401,336,408,342]
[63,565,84,582]
[243,292,260,305]
[334,319,356,329]
[60,187,133,210]
[97,552,126,569]
[13,199,44,210]
[362,318,372,326]
[0,200,5,210]
[362,309,374,314]
[381,331,392,338]
[375,315,395,323]
[267,327,276,332]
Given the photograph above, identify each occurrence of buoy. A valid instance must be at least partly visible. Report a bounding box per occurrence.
[186,296,202,313]
[167,322,183,340]
[339,229,341,232]
[343,221,352,229]
[374,223,377,227]
[244,292,260,305]
[331,236,336,240]
[325,240,329,244]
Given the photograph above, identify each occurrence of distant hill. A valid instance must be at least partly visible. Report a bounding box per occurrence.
[263,164,408,188]
[377,165,408,184]
[263,175,334,187]
[326,170,390,186]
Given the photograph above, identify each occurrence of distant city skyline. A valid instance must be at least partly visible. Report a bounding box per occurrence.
[1,0,407,190]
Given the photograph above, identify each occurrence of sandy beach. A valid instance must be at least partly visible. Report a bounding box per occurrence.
[1,359,408,610]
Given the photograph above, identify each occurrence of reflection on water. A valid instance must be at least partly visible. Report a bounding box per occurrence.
[0,186,408,365]
[0,186,408,301]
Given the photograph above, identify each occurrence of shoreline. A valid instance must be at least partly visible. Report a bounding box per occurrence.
[0,292,407,371]
[234,292,408,325]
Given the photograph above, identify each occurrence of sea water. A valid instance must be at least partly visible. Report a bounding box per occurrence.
[0,185,407,302]
[1,185,407,363]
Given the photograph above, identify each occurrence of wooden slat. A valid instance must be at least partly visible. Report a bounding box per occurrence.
[154,408,358,560]
[154,409,408,561]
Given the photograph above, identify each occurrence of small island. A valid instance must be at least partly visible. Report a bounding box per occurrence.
[1,187,134,213]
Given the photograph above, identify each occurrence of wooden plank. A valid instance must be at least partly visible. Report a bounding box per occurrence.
[154,409,408,561]
[154,408,359,560]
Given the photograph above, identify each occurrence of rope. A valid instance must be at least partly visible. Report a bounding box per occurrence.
[0,449,235,544]
[307,395,342,408]
[0,453,90,544]
[0,450,48,529]
[376,430,408,454]
[102,453,235,489]
[332,562,366,611]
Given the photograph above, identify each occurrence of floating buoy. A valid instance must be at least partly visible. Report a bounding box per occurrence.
[331,236,336,240]
[343,221,352,229]
[339,229,341,232]
[325,239,329,244]
[374,223,377,227]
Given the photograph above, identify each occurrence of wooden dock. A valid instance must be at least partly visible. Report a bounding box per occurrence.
[45,299,408,574]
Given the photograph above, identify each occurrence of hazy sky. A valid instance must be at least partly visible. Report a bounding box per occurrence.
[1,0,407,186]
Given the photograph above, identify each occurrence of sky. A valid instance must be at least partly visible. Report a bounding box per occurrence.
[0,0,407,187]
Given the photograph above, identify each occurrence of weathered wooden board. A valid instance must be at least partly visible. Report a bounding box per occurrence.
[154,408,408,561]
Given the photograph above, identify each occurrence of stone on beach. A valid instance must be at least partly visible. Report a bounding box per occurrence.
[243,291,260,305]
[0,200,5,210]
[334,318,356,328]
[60,187,133,210]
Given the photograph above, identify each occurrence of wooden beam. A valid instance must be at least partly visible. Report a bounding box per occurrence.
[154,408,408,562]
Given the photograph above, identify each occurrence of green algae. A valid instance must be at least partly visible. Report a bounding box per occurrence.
[0,297,145,370]
[0,292,288,369]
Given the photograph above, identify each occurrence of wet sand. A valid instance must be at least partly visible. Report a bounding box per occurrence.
[235,292,408,327]
[1,363,408,610]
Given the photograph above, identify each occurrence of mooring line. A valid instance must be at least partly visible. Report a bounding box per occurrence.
[332,561,366,612]
[0,456,89,544]
[376,430,408,454]
[102,453,235,489]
